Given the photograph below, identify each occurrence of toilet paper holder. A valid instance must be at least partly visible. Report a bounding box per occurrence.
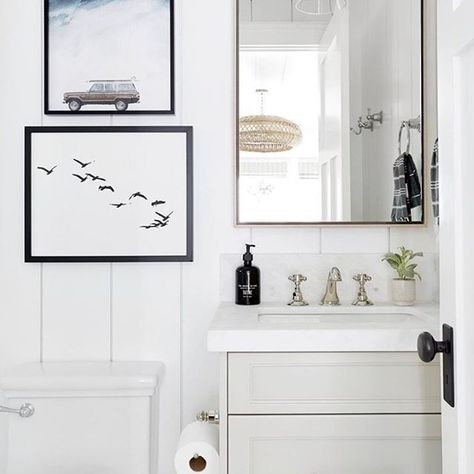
[196,410,219,424]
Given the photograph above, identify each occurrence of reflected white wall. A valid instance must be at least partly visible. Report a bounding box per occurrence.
[349,0,423,222]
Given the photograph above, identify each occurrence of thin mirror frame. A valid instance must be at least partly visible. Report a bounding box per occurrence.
[235,0,427,227]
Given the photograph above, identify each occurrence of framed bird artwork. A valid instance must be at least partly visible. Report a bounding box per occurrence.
[25,126,193,262]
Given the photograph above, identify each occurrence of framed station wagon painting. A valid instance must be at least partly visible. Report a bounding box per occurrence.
[25,126,193,262]
[44,0,175,115]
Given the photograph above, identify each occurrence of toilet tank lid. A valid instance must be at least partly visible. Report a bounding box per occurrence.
[0,361,164,395]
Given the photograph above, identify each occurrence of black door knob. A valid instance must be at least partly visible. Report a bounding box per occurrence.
[418,325,455,407]
[417,331,450,363]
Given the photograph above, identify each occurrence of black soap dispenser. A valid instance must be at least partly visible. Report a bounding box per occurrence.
[235,244,261,306]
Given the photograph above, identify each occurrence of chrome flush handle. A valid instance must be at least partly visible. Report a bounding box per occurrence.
[0,403,35,418]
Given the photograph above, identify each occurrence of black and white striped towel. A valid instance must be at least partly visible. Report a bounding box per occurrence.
[391,155,410,222]
[391,153,422,222]
[431,139,439,224]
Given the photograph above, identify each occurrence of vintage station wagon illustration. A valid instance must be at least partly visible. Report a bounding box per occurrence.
[63,79,140,112]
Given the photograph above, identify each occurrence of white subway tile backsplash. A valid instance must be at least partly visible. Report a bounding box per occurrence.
[321,228,390,254]
[221,252,438,305]
[251,227,321,254]
[390,226,439,254]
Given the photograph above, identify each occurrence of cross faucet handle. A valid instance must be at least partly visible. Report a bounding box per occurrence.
[289,274,307,285]
[353,273,372,284]
[352,273,374,306]
[288,274,309,306]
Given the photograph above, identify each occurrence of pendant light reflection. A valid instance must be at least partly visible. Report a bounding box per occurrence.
[239,89,302,154]
[294,0,347,16]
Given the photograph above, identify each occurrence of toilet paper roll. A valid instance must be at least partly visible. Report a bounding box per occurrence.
[175,421,219,474]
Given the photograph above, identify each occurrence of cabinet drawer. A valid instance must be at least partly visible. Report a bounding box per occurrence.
[228,352,440,414]
[228,414,441,474]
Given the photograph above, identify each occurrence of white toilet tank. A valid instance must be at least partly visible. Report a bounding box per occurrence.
[0,361,164,474]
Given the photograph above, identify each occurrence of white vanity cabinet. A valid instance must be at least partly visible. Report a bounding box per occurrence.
[221,352,441,474]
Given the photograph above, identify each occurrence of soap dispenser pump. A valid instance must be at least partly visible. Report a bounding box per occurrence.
[235,244,261,306]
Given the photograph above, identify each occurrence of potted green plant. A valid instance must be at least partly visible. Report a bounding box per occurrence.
[382,247,423,306]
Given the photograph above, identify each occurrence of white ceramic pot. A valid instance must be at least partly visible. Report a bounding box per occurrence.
[392,279,416,306]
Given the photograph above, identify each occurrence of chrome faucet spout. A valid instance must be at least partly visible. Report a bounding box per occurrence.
[321,267,342,306]
[328,267,342,282]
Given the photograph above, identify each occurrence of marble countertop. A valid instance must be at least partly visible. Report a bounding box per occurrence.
[208,303,440,353]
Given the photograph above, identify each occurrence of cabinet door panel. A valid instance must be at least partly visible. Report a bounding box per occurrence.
[228,352,440,414]
[228,415,441,474]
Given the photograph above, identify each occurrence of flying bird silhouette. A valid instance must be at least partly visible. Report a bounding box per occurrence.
[99,185,115,192]
[110,203,128,208]
[73,158,94,168]
[155,211,174,221]
[151,200,166,207]
[129,192,148,201]
[72,174,88,183]
[86,173,106,182]
[37,165,57,175]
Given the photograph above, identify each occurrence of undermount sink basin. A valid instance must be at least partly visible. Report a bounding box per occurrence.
[257,306,428,325]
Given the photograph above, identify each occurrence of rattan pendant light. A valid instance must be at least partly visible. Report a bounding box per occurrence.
[294,0,347,16]
[239,89,302,153]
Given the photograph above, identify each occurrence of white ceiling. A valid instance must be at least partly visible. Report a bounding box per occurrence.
[239,0,332,46]
[239,0,333,24]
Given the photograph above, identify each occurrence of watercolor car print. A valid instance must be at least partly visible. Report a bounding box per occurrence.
[63,80,140,112]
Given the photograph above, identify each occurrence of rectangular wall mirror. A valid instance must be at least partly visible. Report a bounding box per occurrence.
[236,0,425,226]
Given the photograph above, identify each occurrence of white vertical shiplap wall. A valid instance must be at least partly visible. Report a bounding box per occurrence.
[348,0,424,222]
[0,0,437,473]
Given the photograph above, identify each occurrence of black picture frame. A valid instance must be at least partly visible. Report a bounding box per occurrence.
[44,0,175,115]
[25,126,193,263]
